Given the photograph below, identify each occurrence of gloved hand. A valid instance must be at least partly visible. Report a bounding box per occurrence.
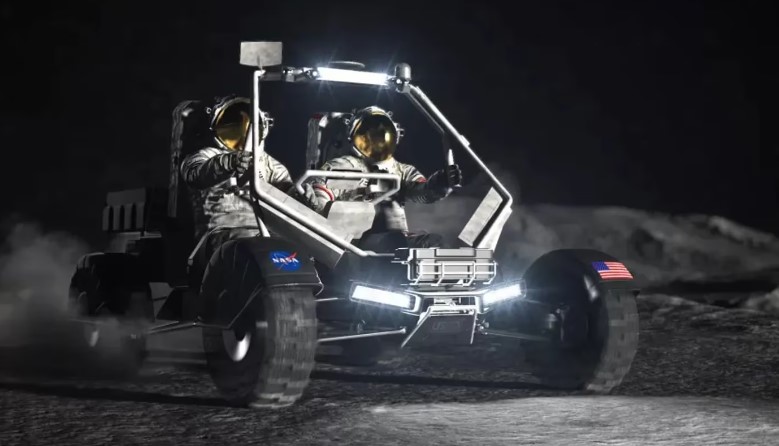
[226,150,254,175]
[443,163,462,188]
[298,182,332,213]
[429,164,462,191]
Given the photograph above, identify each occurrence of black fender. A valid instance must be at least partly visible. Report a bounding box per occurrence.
[520,248,640,303]
[198,237,322,327]
[523,248,639,289]
[69,252,152,316]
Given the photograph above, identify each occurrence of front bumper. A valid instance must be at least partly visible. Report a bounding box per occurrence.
[346,247,526,348]
[348,279,526,315]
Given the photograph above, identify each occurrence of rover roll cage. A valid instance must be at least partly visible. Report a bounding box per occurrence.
[241,42,513,269]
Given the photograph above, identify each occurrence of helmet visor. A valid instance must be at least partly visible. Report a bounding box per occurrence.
[352,113,398,161]
[213,101,251,151]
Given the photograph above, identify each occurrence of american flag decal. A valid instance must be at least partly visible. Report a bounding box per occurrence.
[592,261,634,280]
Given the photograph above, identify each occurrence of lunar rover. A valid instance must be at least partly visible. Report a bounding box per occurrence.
[68,42,640,407]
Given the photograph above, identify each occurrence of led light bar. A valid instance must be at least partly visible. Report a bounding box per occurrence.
[313,67,390,86]
[482,282,525,306]
[350,284,416,310]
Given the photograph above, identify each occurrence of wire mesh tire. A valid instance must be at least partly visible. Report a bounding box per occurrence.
[203,287,317,408]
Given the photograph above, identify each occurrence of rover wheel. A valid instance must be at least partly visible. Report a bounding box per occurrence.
[201,241,317,408]
[503,250,639,393]
[203,287,317,408]
[68,255,153,377]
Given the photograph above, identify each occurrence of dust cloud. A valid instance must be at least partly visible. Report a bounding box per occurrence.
[0,220,90,346]
[0,220,147,377]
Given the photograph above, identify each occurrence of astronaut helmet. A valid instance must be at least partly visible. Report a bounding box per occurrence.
[207,95,273,151]
[348,106,402,163]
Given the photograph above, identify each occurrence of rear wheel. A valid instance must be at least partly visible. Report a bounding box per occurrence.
[200,241,317,408]
[68,254,153,377]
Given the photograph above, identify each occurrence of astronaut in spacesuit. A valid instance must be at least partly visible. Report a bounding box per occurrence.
[178,95,296,260]
[305,105,462,249]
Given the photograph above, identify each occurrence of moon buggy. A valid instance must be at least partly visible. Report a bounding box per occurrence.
[68,42,640,407]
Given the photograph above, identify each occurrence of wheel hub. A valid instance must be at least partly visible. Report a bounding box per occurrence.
[555,305,589,346]
[222,328,252,362]
[84,325,100,348]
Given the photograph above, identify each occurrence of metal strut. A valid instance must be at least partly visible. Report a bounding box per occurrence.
[317,328,407,343]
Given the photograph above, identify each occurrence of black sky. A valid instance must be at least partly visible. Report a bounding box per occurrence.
[1,0,776,246]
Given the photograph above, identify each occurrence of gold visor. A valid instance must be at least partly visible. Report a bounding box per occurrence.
[213,100,251,151]
[351,113,398,161]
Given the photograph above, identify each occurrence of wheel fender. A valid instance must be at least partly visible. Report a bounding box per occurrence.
[243,237,323,291]
[199,237,322,327]
[514,249,641,393]
[522,249,640,296]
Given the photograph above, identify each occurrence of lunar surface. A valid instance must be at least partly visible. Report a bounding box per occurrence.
[2,292,779,445]
[2,209,779,445]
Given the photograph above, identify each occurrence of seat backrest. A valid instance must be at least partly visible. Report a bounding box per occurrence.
[164,100,208,286]
[306,112,353,170]
[168,100,207,219]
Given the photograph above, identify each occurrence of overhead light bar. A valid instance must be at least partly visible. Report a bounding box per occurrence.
[312,67,390,86]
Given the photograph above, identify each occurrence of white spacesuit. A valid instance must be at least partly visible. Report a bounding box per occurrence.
[307,106,462,248]
[178,96,294,260]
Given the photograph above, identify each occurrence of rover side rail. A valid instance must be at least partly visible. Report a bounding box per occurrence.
[249,67,513,267]
[293,170,401,205]
[250,70,375,267]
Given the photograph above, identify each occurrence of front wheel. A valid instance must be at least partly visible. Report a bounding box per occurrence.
[491,249,639,393]
[203,287,317,408]
[199,237,318,408]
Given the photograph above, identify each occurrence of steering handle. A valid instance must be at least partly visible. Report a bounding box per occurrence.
[294,170,401,205]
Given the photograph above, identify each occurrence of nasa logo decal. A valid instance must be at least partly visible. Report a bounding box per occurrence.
[269,251,301,272]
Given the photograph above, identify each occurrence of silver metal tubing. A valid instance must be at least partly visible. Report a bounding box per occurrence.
[146,320,228,336]
[293,170,401,205]
[405,85,513,249]
[317,327,407,343]
[478,328,549,342]
[251,70,372,258]
[315,297,343,303]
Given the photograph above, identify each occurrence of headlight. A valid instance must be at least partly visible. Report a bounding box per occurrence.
[482,281,525,306]
[350,284,416,310]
